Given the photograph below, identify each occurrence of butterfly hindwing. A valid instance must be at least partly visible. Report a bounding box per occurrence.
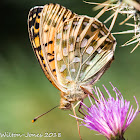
[55,16,116,89]
[78,17,116,85]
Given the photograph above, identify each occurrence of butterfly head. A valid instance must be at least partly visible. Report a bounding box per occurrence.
[59,96,72,110]
[59,85,87,110]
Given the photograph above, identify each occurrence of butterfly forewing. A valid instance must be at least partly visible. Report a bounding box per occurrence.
[28,6,60,90]
[28,4,76,91]
[39,4,76,91]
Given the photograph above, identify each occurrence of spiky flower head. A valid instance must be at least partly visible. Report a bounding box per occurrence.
[84,0,140,52]
[71,83,140,140]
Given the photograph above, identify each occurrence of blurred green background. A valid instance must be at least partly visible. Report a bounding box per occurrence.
[1,0,140,140]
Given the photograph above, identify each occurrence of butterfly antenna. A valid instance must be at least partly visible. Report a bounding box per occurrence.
[32,105,59,123]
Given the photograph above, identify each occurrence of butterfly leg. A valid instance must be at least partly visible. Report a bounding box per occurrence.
[80,86,100,103]
[72,101,82,140]
[77,99,85,116]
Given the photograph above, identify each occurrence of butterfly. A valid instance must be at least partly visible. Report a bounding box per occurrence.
[28,3,116,110]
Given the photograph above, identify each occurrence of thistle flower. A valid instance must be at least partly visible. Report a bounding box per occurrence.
[71,83,140,140]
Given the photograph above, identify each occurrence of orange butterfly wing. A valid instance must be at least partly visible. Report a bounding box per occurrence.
[28,4,76,91]
[28,6,60,90]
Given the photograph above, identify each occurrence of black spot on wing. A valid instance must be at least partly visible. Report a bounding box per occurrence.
[35,22,39,29]
[45,43,48,47]
[52,69,56,72]
[45,29,49,32]
[48,41,53,44]
[34,32,39,38]
[63,17,66,22]
[28,7,43,29]
[34,45,41,51]
[38,46,41,51]
[43,64,46,67]
[44,41,53,47]
[98,30,104,38]
[47,53,54,56]
[29,17,35,28]
[85,35,90,39]
[91,26,96,32]
[39,55,44,60]
[49,58,55,62]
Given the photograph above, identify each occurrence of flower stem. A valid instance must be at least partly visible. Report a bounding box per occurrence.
[110,134,125,140]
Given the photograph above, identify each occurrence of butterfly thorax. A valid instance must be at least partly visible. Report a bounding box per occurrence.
[59,83,87,110]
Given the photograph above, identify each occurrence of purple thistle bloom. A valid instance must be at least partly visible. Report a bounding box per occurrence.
[71,83,140,140]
